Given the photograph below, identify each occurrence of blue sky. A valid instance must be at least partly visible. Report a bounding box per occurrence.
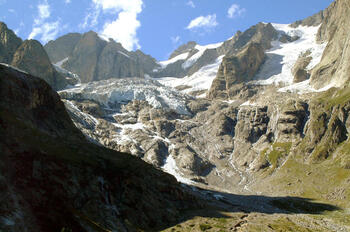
[0,0,333,61]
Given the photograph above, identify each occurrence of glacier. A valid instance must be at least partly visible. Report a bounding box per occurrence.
[59,78,193,115]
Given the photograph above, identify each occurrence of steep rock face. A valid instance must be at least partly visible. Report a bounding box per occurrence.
[132,49,159,75]
[11,40,68,90]
[310,0,350,89]
[46,32,158,83]
[0,22,22,63]
[44,33,82,63]
[63,31,107,83]
[0,64,200,232]
[96,41,142,80]
[290,10,325,28]
[208,42,265,99]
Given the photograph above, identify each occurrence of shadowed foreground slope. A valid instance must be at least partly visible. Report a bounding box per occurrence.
[0,64,200,231]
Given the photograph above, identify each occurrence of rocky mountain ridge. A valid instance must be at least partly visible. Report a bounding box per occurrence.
[44,31,158,83]
[0,22,70,90]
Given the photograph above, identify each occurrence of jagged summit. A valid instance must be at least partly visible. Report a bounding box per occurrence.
[0,22,69,90]
[44,31,158,83]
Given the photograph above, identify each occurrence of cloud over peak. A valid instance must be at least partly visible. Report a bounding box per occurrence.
[89,0,143,51]
[227,4,246,18]
[29,0,61,43]
[186,14,218,30]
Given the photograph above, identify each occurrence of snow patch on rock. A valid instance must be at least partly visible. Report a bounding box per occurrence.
[278,79,334,94]
[162,155,194,185]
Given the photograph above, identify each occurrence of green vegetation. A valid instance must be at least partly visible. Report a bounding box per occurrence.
[317,87,350,109]
[261,142,292,173]
[199,224,212,231]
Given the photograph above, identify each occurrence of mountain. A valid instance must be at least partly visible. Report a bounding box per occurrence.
[0,63,201,231]
[2,0,350,230]
[44,32,82,64]
[0,22,70,90]
[57,0,350,229]
[44,31,158,83]
[11,39,70,90]
[0,22,22,63]
[310,0,350,89]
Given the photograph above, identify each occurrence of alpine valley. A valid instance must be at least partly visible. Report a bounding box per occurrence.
[1,0,350,231]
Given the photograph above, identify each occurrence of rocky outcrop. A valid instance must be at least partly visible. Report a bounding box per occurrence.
[291,10,325,28]
[0,22,22,63]
[11,40,69,90]
[46,31,158,83]
[169,41,197,59]
[0,64,200,232]
[226,23,278,54]
[292,50,312,83]
[296,91,350,163]
[208,42,265,99]
[310,0,350,89]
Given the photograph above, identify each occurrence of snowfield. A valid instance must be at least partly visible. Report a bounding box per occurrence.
[182,42,223,69]
[254,24,328,92]
[155,55,224,96]
[153,24,330,96]
[158,52,189,69]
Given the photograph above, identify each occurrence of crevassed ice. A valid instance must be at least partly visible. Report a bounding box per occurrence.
[59,78,192,115]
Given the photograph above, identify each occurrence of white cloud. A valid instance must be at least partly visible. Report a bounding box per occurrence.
[186,14,218,30]
[80,6,100,29]
[171,36,180,44]
[29,21,60,43]
[29,0,61,43]
[89,0,143,50]
[36,0,50,24]
[65,0,71,3]
[186,1,195,8]
[227,4,246,18]
[8,9,15,14]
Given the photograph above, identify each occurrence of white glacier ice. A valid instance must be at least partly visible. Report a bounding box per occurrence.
[59,78,192,115]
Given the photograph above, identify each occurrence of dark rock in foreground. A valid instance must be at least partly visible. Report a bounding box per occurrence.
[0,64,200,232]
